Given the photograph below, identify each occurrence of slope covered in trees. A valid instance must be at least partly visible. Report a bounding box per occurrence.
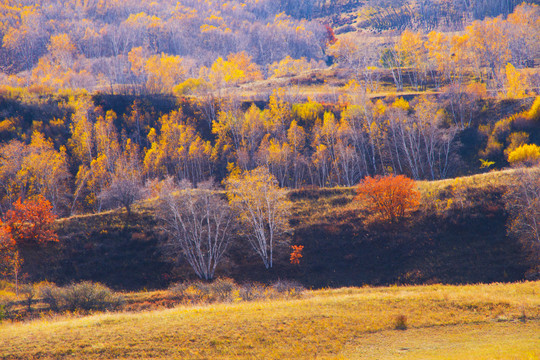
[0,1,539,291]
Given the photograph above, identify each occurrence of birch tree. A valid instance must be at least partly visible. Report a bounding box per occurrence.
[158,179,234,280]
[225,167,291,269]
[504,168,540,259]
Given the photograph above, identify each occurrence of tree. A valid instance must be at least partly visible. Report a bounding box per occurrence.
[355,174,420,223]
[225,167,292,269]
[158,178,234,280]
[5,195,59,246]
[504,169,540,259]
[99,139,144,216]
[0,220,16,280]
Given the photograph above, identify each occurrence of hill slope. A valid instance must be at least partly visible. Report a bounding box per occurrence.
[0,282,538,359]
[18,169,534,290]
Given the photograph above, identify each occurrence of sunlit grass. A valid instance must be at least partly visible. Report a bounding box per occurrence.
[0,281,538,359]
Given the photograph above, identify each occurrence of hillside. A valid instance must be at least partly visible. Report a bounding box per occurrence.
[18,169,534,290]
[0,281,538,359]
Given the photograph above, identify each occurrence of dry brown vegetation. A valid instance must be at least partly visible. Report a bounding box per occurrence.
[0,281,538,359]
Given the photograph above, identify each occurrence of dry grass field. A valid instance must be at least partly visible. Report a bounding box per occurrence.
[0,281,538,359]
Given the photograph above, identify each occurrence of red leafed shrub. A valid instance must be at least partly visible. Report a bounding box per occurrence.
[355,175,420,222]
[290,245,304,265]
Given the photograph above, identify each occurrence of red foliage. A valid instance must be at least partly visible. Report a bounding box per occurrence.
[0,220,14,262]
[324,24,337,45]
[5,195,59,245]
[290,245,304,265]
[355,175,420,222]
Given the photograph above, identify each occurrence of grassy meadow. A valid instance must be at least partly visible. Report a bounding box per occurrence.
[0,281,538,359]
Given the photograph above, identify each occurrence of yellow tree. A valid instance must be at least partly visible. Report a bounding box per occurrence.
[17,132,70,213]
[145,53,186,93]
[226,52,263,83]
[144,110,212,183]
[287,120,307,188]
[395,30,428,90]
[0,141,27,212]
[225,167,292,269]
[505,63,528,99]
[68,95,94,165]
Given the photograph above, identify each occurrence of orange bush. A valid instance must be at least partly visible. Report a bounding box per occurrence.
[290,245,304,265]
[355,175,420,222]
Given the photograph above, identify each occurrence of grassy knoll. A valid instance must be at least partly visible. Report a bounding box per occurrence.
[0,281,538,359]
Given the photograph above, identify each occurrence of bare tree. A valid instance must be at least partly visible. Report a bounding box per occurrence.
[504,168,540,260]
[98,176,144,216]
[158,178,234,280]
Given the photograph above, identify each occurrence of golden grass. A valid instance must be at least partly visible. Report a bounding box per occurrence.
[0,281,538,359]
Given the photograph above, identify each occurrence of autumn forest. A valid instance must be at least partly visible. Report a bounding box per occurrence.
[0,2,539,357]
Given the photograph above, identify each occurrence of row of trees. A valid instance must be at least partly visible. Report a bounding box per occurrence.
[0,89,465,215]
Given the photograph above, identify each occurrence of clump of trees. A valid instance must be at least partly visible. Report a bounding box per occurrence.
[0,0,328,92]
[158,167,292,278]
[330,3,539,95]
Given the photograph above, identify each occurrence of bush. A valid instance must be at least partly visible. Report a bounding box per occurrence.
[507,143,540,166]
[209,278,236,302]
[62,282,122,312]
[40,284,63,312]
[169,278,237,303]
[0,303,9,322]
[20,284,36,312]
[169,279,305,304]
[239,282,269,301]
[271,280,305,295]
[394,314,408,330]
[355,175,420,223]
[40,282,122,312]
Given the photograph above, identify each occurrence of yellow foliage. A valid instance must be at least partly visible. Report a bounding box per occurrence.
[200,57,245,88]
[507,143,540,166]
[144,53,186,93]
[269,56,312,78]
[505,63,528,98]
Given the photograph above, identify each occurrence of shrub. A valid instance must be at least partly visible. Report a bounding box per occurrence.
[0,303,9,322]
[239,283,269,301]
[20,284,36,312]
[40,284,63,312]
[272,279,305,294]
[507,143,540,166]
[355,175,420,222]
[394,314,408,330]
[209,278,236,302]
[40,282,122,312]
[62,282,122,312]
[169,278,237,303]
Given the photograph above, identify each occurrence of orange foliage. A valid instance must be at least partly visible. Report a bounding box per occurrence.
[290,245,304,265]
[5,195,58,245]
[355,175,420,222]
[0,220,15,259]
